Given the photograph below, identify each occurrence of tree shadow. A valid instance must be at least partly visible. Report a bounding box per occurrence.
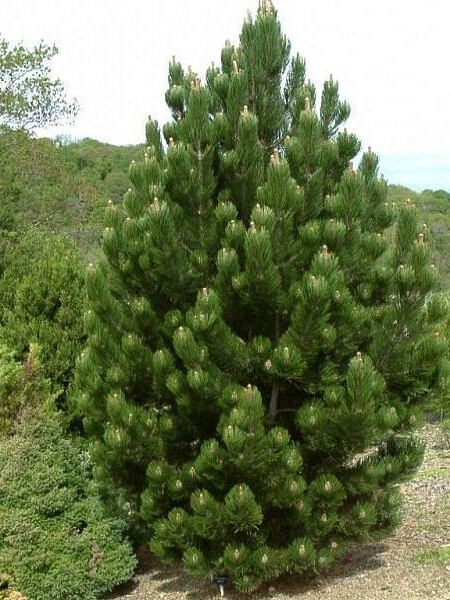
[106,541,390,599]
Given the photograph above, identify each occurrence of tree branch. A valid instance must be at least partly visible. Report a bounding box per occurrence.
[267,311,280,425]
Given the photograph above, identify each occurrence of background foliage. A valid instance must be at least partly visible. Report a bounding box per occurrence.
[0,233,86,402]
[0,342,55,436]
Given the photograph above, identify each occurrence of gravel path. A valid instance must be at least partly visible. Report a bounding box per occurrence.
[109,423,450,599]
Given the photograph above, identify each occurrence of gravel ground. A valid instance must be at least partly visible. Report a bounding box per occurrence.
[109,423,450,599]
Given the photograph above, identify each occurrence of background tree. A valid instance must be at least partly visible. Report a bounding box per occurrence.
[0,36,77,130]
[74,1,450,593]
[0,34,78,275]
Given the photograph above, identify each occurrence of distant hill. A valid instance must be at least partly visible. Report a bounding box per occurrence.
[0,130,145,264]
[57,137,145,204]
[2,129,449,286]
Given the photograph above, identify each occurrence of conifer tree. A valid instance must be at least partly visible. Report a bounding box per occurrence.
[74,1,450,593]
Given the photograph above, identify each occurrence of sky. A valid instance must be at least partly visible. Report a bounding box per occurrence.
[1,0,449,191]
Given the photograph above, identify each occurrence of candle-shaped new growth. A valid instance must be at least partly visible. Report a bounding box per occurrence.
[270,148,280,163]
[260,0,274,13]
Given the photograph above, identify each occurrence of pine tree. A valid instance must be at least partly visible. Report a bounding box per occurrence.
[74,1,450,593]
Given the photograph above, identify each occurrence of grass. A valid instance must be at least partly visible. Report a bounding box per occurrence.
[416,467,450,479]
[412,545,450,566]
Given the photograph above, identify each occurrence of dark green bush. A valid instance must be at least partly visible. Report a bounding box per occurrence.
[0,343,55,436]
[0,232,86,401]
[0,420,136,600]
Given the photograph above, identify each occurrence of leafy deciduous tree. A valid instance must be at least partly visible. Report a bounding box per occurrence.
[0,36,77,130]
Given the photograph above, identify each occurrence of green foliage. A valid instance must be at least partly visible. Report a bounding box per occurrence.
[437,418,450,449]
[58,137,145,204]
[0,343,55,436]
[388,186,450,288]
[72,4,450,593]
[0,233,86,401]
[0,420,136,600]
[0,37,77,130]
[0,127,102,263]
[0,131,146,266]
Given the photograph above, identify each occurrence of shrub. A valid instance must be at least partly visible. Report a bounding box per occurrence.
[0,343,56,436]
[0,232,86,402]
[0,420,136,600]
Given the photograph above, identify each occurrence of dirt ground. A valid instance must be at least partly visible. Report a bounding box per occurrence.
[109,423,450,599]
